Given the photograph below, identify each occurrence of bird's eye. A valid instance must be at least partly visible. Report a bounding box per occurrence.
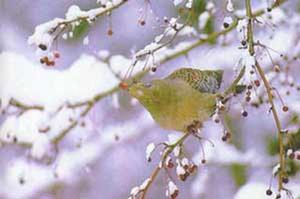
[144,82,152,88]
[132,79,138,84]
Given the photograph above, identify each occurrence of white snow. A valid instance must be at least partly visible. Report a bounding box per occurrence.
[226,0,234,12]
[185,0,193,9]
[234,183,270,199]
[30,134,52,160]
[83,36,89,45]
[166,181,178,196]
[145,142,155,161]
[139,178,151,190]
[176,163,185,176]
[173,0,184,6]
[28,1,124,49]
[28,18,63,51]
[198,11,210,30]
[0,52,119,112]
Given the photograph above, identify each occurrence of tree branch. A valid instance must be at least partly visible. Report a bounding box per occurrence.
[245,0,286,193]
[8,0,287,147]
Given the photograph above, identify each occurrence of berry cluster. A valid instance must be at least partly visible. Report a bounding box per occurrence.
[40,51,60,67]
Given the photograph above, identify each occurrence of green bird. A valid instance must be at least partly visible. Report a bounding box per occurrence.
[128,67,245,133]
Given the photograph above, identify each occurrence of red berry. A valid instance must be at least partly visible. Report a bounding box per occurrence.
[107,29,113,36]
[40,58,45,64]
[139,20,146,26]
[282,106,289,112]
[188,164,197,174]
[254,80,260,87]
[49,61,55,66]
[119,82,129,90]
[225,131,231,139]
[288,152,295,159]
[54,51,60,58]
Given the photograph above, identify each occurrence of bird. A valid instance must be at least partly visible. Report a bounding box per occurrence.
[128,67,245,133]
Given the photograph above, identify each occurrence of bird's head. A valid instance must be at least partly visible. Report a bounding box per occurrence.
[129,80,156,101]
[128,79,167,109]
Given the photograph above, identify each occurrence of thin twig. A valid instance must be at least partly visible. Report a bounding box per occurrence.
[256,61,285,191]
[245,0,285,192]
[140,132,191,199]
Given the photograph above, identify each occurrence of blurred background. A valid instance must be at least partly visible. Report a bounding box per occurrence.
[1,0,300,199]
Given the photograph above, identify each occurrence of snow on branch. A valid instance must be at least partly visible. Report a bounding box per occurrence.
[28,0,128,53]
[2,2,281,150]
[1,0,287,155]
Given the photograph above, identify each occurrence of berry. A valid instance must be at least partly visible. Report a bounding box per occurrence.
[170,189,179,199]
[221,135,227,142]
[223,22,229,28]
[266,189,272,196]
[188,164,197,174]
[38,44,47,51]
[267,7,272,12]
[167,161,174,169]
[282,177,289,184]
[225,131,231,139]
[163,17,169,23]
[151,67,157,72]
[54,51,60,58]
[247,85,253,90]
[282,106,289,112]
[40,56,49,64]
[139,20,146,26]
[107,29,113,36]
[241,110,248,117]
[40,58,45,64]
[47,60,55,66]
[245,96,251,102]
[19,177,25,185]
[179,172,189,181]
[119,82,129,90]
[288,152,295,159]
[254,80,260,87]
[241,40,247,46]
[201,159,206,164]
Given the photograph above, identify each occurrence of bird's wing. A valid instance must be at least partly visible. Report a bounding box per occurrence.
[165,68,223,93]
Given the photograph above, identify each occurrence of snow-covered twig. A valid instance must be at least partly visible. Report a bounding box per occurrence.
[28,0,128,51]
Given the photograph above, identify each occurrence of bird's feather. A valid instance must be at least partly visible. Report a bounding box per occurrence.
[165,68,223,93]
